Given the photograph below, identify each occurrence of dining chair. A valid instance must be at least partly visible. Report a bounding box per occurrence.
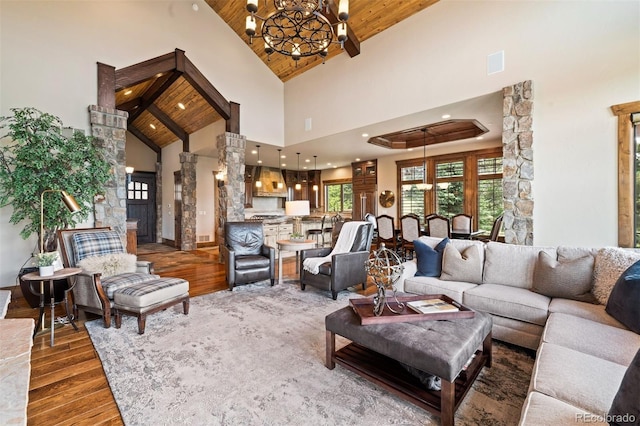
[306,215,326,247]
[451,213,473,239]
[426,215,450,238]
[400,214,421,260]
[375,214,400,253]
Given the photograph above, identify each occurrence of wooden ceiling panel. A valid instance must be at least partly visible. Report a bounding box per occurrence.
[115,79,157,107]
[205,0,440,82]
[368,119,489,149]
[133,110,178,148]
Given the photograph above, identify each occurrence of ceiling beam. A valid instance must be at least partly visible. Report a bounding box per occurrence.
[115,49,186,91]
[325,1,360,57]
[128,125,161,155]
[183,56,231,120]
[147,104,188,144]
[127,71,183,124]
[116,97,142,112]
[97,62,116,108]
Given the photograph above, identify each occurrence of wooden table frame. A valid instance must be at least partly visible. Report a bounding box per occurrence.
[326,330,492,426]
[276,239,317,284]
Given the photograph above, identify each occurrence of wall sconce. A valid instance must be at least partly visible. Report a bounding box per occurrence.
[125,166,134,186]
[215,171,225,188]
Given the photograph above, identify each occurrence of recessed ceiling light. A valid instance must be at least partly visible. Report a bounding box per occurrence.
[124,90,132,96]
[305,159,310,163]
[192,3,199,11]
[327,162,332,166]
[333,165,337,168]
[476,136,484,140]
[251,150,257,154]
[355,158,360,161]
[303,166,307,169]
[149,123,156,130]
[442,114,451,119]
[282,163,287,167]
[178,102,186,110]
[361,133,368,138]
[281,155,286,159]
[408,148,413,151]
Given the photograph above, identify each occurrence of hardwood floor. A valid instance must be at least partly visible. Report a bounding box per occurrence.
[4,246,374,425]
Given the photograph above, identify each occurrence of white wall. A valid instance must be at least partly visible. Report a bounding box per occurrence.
[126,134,157,173]
[0,0,285,286]
[285,1,640,247]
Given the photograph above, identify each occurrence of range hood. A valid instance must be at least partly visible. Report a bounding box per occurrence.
[252,166,288,197]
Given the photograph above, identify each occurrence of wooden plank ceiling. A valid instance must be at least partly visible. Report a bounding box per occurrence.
[205,0,440,82]
[368,120,490,149]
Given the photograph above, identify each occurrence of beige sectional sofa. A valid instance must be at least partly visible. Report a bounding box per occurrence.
[396,237,640,425]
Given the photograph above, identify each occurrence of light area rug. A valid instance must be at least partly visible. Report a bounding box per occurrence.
[86,281,534,426]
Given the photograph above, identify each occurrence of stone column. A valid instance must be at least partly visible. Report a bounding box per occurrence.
[502,81,534,245]
[216,132,246,261]
[89,105,128,242]
[180,152,198,250]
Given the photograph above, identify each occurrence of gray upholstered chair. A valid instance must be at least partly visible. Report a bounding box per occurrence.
[299,221,374,300]
[451,213,473,239]
[426,215,451,238]
[399,214,421,260]
[222,222,275,290]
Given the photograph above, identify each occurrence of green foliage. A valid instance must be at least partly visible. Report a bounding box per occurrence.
[35,251,58,266]
[0,107,111,242]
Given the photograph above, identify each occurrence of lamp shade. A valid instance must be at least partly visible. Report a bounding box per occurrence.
[285,200,310,217]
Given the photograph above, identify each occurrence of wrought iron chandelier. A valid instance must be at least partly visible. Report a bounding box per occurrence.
[245,0,349,62]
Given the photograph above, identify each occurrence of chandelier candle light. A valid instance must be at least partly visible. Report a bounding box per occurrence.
[245,0,349,63]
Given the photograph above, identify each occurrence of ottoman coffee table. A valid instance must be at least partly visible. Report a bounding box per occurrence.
[325,305,492,426]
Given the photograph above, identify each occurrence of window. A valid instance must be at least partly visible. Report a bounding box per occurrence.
[477,156,504,232]
[127,180,149,200]
[635,114,640,247]
[396,147,503,230]
[325,180,352,212]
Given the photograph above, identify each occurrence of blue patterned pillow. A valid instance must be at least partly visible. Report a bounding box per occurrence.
[72,231,125,265]
[414,238,449,277]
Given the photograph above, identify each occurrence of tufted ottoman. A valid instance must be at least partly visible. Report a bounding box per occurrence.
[113,277,189,334]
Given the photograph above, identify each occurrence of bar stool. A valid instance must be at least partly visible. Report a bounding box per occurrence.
[307,215,326,247]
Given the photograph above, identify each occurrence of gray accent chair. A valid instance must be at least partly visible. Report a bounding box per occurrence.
[299,222,374,300]
[222,222,275,290]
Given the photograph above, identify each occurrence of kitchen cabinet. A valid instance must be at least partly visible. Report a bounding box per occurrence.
[285,170,309,201]
[244,166,255,208]
[308,170,321,209]
[352,160,377,220]
[264,223,294,257]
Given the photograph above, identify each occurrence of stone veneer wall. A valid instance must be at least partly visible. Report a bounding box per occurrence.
[216,132,246,261]
[89,105,128,242]
[180,152,198,250]
[502,81,534,245]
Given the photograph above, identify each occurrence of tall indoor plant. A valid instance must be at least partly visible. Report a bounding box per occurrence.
[0,107,111,252]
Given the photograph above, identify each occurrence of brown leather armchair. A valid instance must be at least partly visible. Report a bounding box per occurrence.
[222,222,275,290]
[299,221,374,300]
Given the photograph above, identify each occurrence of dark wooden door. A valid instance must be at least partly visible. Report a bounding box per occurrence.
[174,171,182,249]
[126,172,156,244]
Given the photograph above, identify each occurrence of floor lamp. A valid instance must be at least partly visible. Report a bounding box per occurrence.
[40,190,81,254]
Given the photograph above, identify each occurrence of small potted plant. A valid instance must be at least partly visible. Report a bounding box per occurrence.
[36,252,58,277]
[290,232,305,242]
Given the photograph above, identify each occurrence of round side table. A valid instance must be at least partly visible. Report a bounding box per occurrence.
[276,239,317,285]
[22,267,81,347]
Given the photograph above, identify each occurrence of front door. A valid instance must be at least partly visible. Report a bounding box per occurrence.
[126,172,157,244]
[174,171,182,249]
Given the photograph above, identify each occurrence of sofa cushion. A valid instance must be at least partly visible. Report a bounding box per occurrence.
[531,251,596,302]
[483,242,556,289]
[542,313,640,366]
[519,392,607,426]
[549,298,627,329]
[531,342,627,416]
[608,349,640,426]
[440,244,483,284]
[101,272,160,299]
[416,236,485,264]
[463,283,550,326]
[72,230,125,264]
[592,247,640,305]
[403,276,477,304]
[414,237,449,277]
[606,260,640,334]
[78,253,137,278]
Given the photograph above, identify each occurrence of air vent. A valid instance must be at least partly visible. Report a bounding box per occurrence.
[197,235,210,242]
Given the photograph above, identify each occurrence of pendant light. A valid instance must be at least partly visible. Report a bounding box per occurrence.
[312,155,318,191]
[277,148,284,189]
[295,153,301,191]
[415,129,432,191]
[255,145,262,188]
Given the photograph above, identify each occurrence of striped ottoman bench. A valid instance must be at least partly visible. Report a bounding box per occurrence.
[112,277,190,334]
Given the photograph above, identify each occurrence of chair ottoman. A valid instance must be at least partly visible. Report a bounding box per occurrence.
[113,277,190,334]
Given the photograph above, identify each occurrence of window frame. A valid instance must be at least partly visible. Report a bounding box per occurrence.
[611,100,640,247]
[324,178,353,213]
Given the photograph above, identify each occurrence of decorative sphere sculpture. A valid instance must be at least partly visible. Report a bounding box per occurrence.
[365,243,405,316]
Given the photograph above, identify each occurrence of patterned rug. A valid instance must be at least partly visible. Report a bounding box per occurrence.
[86,281,535,425]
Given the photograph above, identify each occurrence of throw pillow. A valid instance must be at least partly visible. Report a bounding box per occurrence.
[592,247,640,305]
[531,251,596,302]
[440,244,483,284]
[605,260,640,334]
[414,238,449,277]
[78,253,138,278]
[608,348,640,425]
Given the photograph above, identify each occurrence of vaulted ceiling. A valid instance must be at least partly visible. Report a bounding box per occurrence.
[205,0,440,82]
